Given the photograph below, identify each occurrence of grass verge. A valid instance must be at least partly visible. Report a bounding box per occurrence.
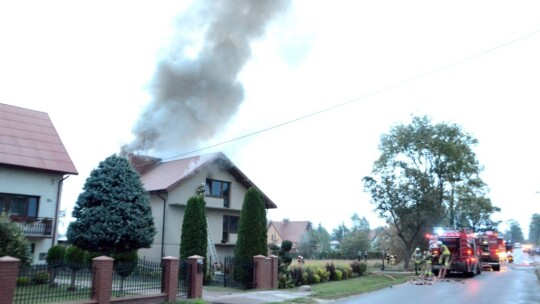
[266,272,415,304]
[309,272,413,300]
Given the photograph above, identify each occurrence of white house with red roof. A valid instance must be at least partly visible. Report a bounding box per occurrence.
[128,152,277,264]
[0,103,78,263]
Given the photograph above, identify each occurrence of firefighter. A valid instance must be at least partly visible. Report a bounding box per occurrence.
[437,241,451,278]
[411,247,423,275]
[422,250,434,278]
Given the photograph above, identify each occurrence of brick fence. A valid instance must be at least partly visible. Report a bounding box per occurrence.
[0,254,278,304]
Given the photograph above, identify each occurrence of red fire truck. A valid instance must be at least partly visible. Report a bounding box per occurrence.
[428,228,481,277]
[475,231,504,271]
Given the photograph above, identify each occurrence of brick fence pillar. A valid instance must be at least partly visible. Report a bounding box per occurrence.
[161,256,179,302]
[91,256,114,304]
[0,256,20,304]
[270,255,278,289]
[253,255,270,290]
[187,255,204,299]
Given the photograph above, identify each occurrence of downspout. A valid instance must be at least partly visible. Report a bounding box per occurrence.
[52,175,70,246]
[157,192,167,258]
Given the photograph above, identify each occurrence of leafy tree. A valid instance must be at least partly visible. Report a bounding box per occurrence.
[298,222,320,258]
[331,222,350,242]
[375,225,407,263]
[67,155,156,256]
[351,213,370,232]
[65,245,86,291]
[505,219,525,244]
[179,195,207,278]
[339,230,370,259]
[314,223,331,253]
[528,213,540,245]
[363,116,484,269]
[0,212,31,266]
[234,187,268,286]
[455,190,501,232]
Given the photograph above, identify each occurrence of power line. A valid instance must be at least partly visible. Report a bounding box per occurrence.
[158,27,540,162]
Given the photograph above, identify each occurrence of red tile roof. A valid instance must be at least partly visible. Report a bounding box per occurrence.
[132,152,277,209]
[0,103,78,174]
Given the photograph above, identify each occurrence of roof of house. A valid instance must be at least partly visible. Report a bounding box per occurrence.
[0,103,78,175]
[268,220,309,244]
[130,152,277,209]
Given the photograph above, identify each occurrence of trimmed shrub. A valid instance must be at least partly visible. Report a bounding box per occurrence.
[17,277,30,286]
[350,260,367,276]
[335,269,343,281]
[46,245,66,266]
[32,271,50,284]
[290,267,305,286]
[315,267,329,282]
[325,262,337,281]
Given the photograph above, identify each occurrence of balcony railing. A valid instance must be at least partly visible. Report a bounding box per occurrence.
[11,217,53,237]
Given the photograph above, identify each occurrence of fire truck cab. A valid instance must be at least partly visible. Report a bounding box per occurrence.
[428,228,481,277]
[475,231,503,271]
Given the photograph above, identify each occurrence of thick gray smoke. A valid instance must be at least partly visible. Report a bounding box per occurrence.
[123,0,290,155]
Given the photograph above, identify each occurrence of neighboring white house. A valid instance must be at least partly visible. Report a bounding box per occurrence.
[0,103,78,264]
[129,152,277,264]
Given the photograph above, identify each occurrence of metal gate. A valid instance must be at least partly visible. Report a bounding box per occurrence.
[176,260,190,297]
[221,256,255,290]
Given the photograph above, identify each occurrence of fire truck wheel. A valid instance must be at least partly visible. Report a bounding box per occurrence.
[492,264,500,271]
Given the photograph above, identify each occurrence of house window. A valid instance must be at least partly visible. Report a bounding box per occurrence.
[222,215,239,243]
[0,193,39,219]
[205,179,231,208]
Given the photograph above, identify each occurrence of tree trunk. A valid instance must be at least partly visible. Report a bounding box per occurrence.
[68,270,77,291]
[403,245,413,270]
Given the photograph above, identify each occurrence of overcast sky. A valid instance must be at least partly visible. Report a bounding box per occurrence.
[1,1,539,237]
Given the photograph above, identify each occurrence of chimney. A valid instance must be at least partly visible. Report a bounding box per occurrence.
[128,153,161,175]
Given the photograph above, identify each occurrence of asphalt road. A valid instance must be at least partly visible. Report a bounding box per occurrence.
[332,248,540,304]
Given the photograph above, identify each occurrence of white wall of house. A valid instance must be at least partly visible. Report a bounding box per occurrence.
[0,166,64,264]
[0,167,62,218]
[139,161,249,263]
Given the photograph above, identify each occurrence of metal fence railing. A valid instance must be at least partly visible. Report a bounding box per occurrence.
[14,260,92,304]
[111,258,162,298]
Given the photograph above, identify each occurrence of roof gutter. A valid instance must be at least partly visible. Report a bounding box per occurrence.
[156,192,167,258]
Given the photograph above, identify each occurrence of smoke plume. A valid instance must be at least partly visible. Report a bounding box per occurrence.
[122,0,290,155]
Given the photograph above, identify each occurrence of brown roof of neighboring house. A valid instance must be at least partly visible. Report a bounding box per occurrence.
[131,152,277,209]
[269,220,309,244]
[0,103,78,175]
